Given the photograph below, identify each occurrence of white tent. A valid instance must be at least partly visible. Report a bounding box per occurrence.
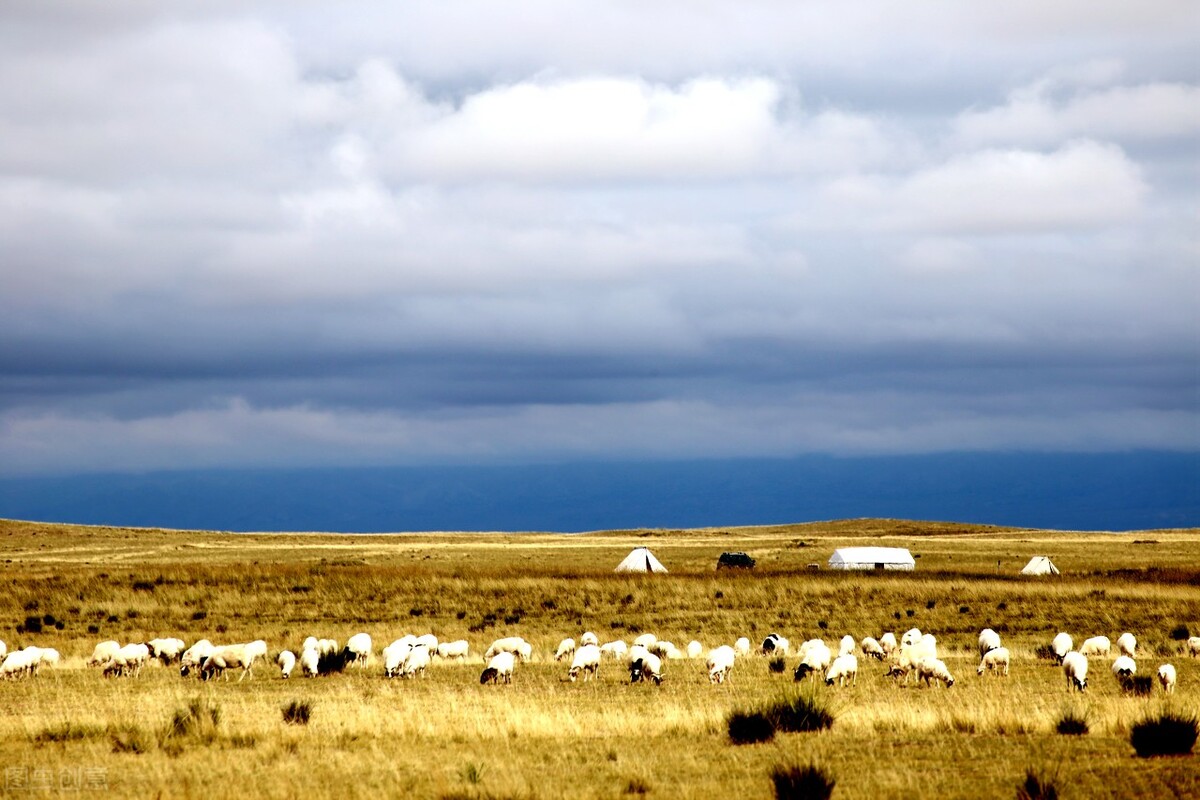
[827,547,915,571]
[615,547,668,573]
[1020,556,1060,576]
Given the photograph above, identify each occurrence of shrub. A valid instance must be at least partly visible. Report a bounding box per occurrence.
[132,581,155,592]
[1055,709,1089,736]
[109,723,154,754]
[768,657,787,674]
[317,648,353,675]
[87,625,100,635]
[1169,625,1191,641]
[765,691,835,733]
[770,763,835,800]
[282,700,312,726]
[1130,711,1198,757]
[959,605,970,614]
[191,610,207,621]
[1016,768,1059,800]
[162,698,221,747]
[623,777,651,795]
[1033,644,1057,662]
[22,616,42,633]
[727,711,776,745]
[1120,676,1154,696]
[34,722,105,744]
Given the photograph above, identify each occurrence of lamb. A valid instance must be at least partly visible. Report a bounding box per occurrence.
[383,640,413,678]
[1157,664,1176,694]
[838,635,856,657]
[686,640,704,659]
[87,640,121,668]
[734,637,751,657]
[916,658,955,688]
[435,640,470,661]
[555,638,577,662]
[1188,636,1200,657]
[480,651,515,684]
[1079,636,1111,657]
[825,654,858,687]
[978,628,1002,657]
[1062,651,1088,692]
[599,640,628,660]
[860,637,884,661]
[567,644,601,682]
[346,633,373,665]
[179,639,214,677]
[977,647,1010,677]
[706,645,736,684]
[1052,632,1073,664]
[147,637,187,665]
[400,644,431,678]
[793,640,833,681]
[277,650,296,678]
[300,647,320,677]
[579,632,599,647]
[632,633,658,649]
[1111,655,1136,681]
[1116,632,1137,658]
[629,651,663,685]
[485,636,531,662]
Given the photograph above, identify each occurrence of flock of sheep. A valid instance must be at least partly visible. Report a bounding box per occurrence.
[2,630,1196,692]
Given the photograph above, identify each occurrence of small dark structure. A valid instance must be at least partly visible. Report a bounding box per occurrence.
[717,552,756,569]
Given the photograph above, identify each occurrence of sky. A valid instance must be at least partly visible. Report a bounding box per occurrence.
[1,1,1198,480]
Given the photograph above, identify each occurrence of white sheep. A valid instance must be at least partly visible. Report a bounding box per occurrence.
[179,639,214,677]
[1157,663,1176,694]
[0,649,36,680]
[480,651,515,684]
[1187,636,1200,657]
[300,647,320,678]
[580,631,599,647]
[485,636,531,662]
[879,632,898,657]
[599,640,628,660]
[346,633,373,665]
[401,645,431,678]
[686,640,704,659]
[87,640,120,668]
[105,643,150,678]
[317,638,339,656]
[1063,651,1088,692]
[200,641,266,682]
[838,635,856,657]
[825,654,858,687]
[734,637,751,657]
[649,640,681,659]
[383,640,412,678]
[0,640,5,661]
[918,634,938,661]
[917,658,955,688]
[40,648,60,669]
[901,628,922,647]
[860,637,884,661]
[1111,655,1137,681]
[1052,632,1073,664]
[567,644,601,682]
[793,640,832,681]
[1079,636,1111,657]
[977,647,1010,677]
[706,645,736,684]
[978,628,1001,657]
[629,651,663,685]
[147,637,187,665]
[632,633,658,649]
[555,638,577,662]
[414,633,439,652]
[277,650,296,678]
[1116,632,1137,658]
[435,640,469,661]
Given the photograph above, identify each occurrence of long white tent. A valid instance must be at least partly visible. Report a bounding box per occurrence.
[827,547,915,571]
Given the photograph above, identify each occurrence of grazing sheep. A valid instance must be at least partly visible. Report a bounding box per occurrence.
[0,640,5,661]
[1187,636,1200,657]
[599,640,628,660]
[706,645,736,684]
[632,633,658,649]
[977,647,1010,677]
[435,640,470,661]
[105,643,150,678]
[734,637,751,657]
[567,644,601,682]
[87,640,121,668]
[825,654,858,687]
[1116,632,1137,658]
[628,644,652,666]
[917,658,955,688]
[1111,655,1137,681]
[650,640,681,659]
[580,632,599,647]
[179,640,214,677]
[1063,651,1088,692]
[277,650,296,678]
[401,644,431,678]
[319,639,339,656]
[918,634,938,662]
[414,634,439,652]
[1,649,37,680]
[793,640,833,681]
[480,651,515,685]
[838,635,856,657]
[879,632,898,657]
[860,637,884,661]
[300,647,320,678]
[147,638,187,665]
[1157,664,1176,694]
[629,652,663,685]
[555,638,577,662]
[761,633,789,656]
[1079,636,1111,657]
[39,648,60,669]
[346,633,373,665]
[901,628,922,647]
[686,640,704,659]
[1052,632,1074,664]
[382,641,409,678]
[978,629,1001,657]
[200,642,267,682]
[485,637,531,662]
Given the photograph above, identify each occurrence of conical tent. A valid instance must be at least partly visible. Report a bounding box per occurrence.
[615,547,668,573]
[827,547,915,571]
[1020,556,1060,576]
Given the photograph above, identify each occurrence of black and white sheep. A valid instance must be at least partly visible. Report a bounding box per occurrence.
[480,651,515,684]
[860,637,884,661]
[977,628,1001,657]
[1116,632,1137,658]
[277,650,296,678]
[629,652,663,685]
[916,658,955,688]
[346,632,373,665]
[555,638,577,662]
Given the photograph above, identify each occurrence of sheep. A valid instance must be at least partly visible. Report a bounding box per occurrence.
[793,640,832,681]
[277,650,296,678]
[1116,632,1137,658]
[628,644,652,666]
[761,633,790,656]
[918,634,938,662]
[105,643,150,678]
[179,639,214,677]
[200,642,266,682]
[1,649,37,680]
[480,651,515,685]
[632,633,657,649]
[414,633,439,652]
[1052,632,1074,664]
[686,640,704,659]
[599,640,628,660]
[1157,664,1176,694]
[147,637,187,665]
[0,640,5,661]
[435,640,470,661]
[383,640,413,678]
[567,644,601,682]
[319,638,339,656]
[300,647,320,678]
[838,635,856,657]
[734,637,751,657]
[1063,651,1088,692]
[977,647,1010,677]
[649,640,681,659]
[580,632,599,647]
[706,645,736,684]
[87,640,121,668]
[1188,636,1200,657]
[825,654,858,687]
[629,652,663,685]
[485,636,531,662]
[401,645,431,678]
[879,632,898,658]
[860,637,884,661]
[346,633,373,665]
[901,628,922,647]
[1111,655,1137,681]
[1079,636,1111,657]
[39,648,60,669]
[978,628,1002,657]
[917,658,955,688]
[555,638,577,662]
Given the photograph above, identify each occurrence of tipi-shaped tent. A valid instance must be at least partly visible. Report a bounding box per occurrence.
[827,547,915,571]
[615,547,668,573]
[1020,556,1060,576]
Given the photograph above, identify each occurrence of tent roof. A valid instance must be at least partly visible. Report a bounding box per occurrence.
[828,547,915,566]
[614,547,668,573]
[1020,556,1060,575]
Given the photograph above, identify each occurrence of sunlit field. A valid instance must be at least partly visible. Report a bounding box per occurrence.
[1,518,1198,799]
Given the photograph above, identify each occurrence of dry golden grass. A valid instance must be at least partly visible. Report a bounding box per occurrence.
[0,517,1198,798]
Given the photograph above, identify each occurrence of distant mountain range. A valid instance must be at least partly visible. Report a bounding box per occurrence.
[0,451,1195,533]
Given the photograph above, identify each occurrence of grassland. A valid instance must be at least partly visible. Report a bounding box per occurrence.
[0,517,1198,799]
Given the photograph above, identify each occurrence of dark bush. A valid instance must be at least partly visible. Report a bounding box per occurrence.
[926,599,937,609]
[768,657,787,674]
[132,581,155,592]
[727,711,775,745]
[191,610,207,621]
[1169,625,1190,641]
[317,648,353,675]
[87,625,100,635]
[959,605,970,614]
[1130,711,1198,757]
[1055,710,1088,736]
[1120,676,1154,696]
[770,763,835,800]
[1016,768,1059,800]
[765,692,834,733]
[23,616,42,633]
[1033,644,1057,662]
[282,700,312,726]
[42,614,57,626]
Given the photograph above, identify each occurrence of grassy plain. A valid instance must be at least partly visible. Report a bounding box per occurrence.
[0,517,1198,799]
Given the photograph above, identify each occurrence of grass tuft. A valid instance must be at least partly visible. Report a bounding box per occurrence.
[282,700,313,726]
[1055,709,1089,736]
[162,697,221,746]
[765,690,835,733]
[1016,768,1059,800]
[768,656,787,674]
[727,711,776,745]
[769,762,836,800]
[1130,711,1198,757]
